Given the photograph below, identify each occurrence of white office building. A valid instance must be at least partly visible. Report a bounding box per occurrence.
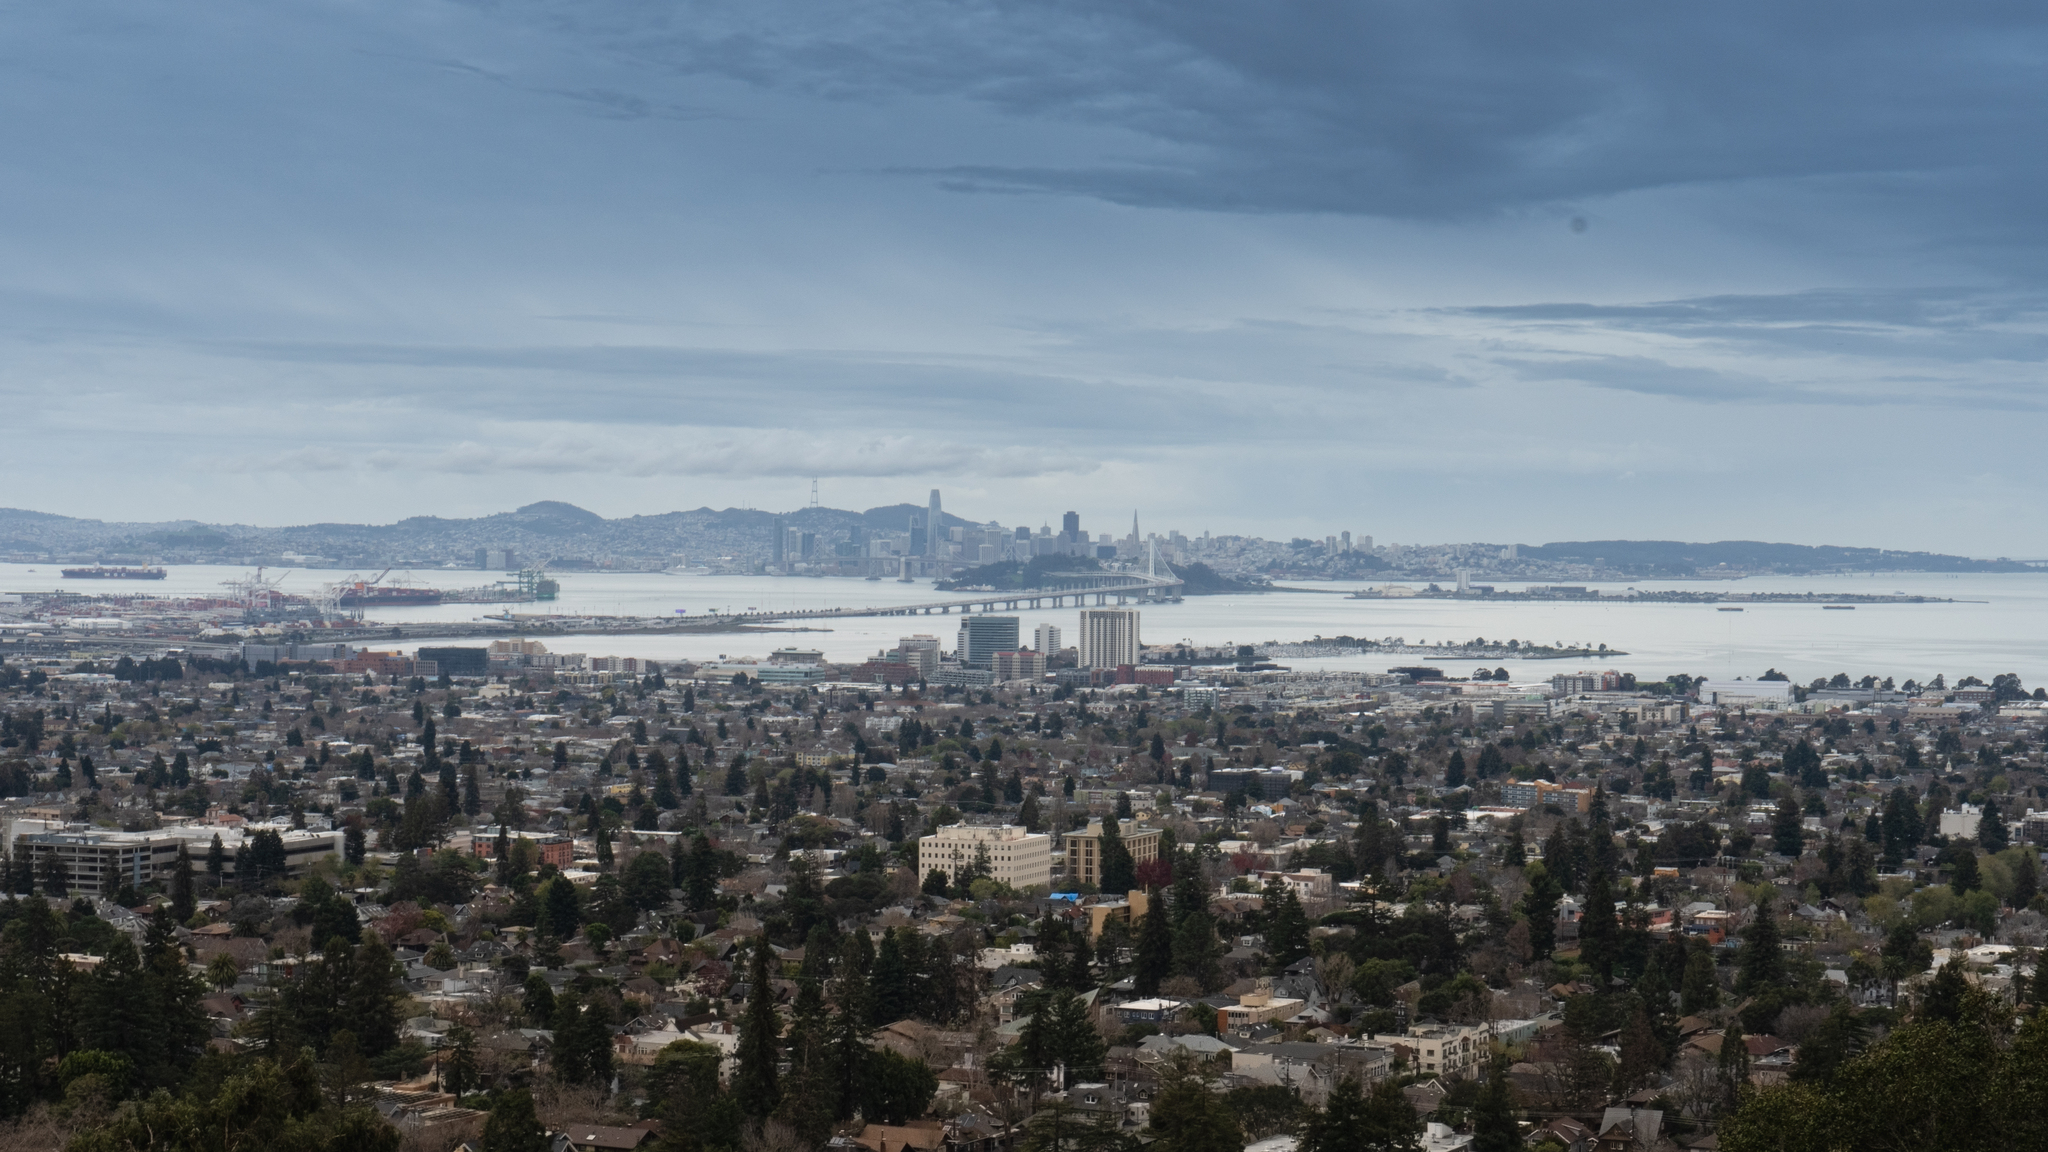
[1034,622,1062,655]
[1077,608,1140,668]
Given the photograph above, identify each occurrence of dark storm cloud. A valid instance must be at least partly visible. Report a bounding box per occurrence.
[528,1,2048,227]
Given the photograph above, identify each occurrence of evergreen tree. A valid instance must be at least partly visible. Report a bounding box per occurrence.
[1134,904,1174,996]
[551,993,613,1085]
[1717,1017,1750,1114]
[1773,795,1805,857]
[1981,797,2010,852]
[1098,815,1136,894]
[1264,880,1310,972]
[1445,750,1466,789]
[1471,1056,1519,1152]
[1580,866,1619,984]
[1951,846,1982,896]
[206,833,225,881]
[1147,1051,1244,1152]
[734,938,781,1116]
[523,971,556,1024]
[1301,1076,1420,1152]
[462,767,482,817]
[1737,897,1785,994]
[1520,861,1563,960]
[170,843,196,922]
[2013,849,2040,911]
[480,1088,549,1152]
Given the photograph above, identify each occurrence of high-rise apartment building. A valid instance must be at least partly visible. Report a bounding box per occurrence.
[1077,608,1139,668]
[955,615,1020,667]
[895,635,942,676]
[1034,622,1062,654]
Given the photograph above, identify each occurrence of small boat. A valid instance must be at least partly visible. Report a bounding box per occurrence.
[1823,605,1855,610]
[1717,607,1743,612]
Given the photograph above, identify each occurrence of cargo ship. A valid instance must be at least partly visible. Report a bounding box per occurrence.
[61,566,167,580]
[337,584,443,607]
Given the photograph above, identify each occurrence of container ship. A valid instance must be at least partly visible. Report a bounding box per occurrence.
[337,584,444,607]
[61,566,167,580]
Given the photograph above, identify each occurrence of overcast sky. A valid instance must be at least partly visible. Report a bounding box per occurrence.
[6,2,2048,553]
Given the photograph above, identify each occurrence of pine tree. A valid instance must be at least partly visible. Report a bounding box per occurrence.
[1737,896,1785,994]
[1134,904,1174,997]
[171,843,196,922]
[1980,797,2009,851]
[734,938,782,1116]
[1717,1017,1750,1113]
[1773,795,1805,857]
[1580,866,1619,983]
[1301,1077,1420,1152]
[1471,1055,1520,1152]
[480,1088,549,1152]
[1098,815,1136,895]
[1264,878,1310,972]
[832,935,876,1119]
[462,767,481,817]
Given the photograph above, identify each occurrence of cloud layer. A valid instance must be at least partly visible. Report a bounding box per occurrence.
[4,2,2048,550]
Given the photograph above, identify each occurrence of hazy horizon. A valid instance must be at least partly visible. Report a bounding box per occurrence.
[8,3,2048,551]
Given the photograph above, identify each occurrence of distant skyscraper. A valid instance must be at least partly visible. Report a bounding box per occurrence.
[909,513,925,558]
[1341,531,1351,552]
[1034,622,1062,654]
[1077,608,1139,668]
[926,489,943,557]
[1062,511,1080,542]
[955,615,1020,667]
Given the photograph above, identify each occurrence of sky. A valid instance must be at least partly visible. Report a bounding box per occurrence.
[5,1,2048,554]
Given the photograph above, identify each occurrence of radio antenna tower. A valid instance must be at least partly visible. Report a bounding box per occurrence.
[809,479,820,508]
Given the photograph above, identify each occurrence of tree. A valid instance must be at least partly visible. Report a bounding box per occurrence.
[1682,937,1721,1014]
[1773,795,1805,857]
[1471,1055,1519,1152]
[1717,1018,1750,1114]
[1099,815,1136,895]
[523,971,556,1024]
[170,843,196,922]
[442,1024,478,1098]
[735,938,782,1116]
[1520,861,1563,960]
[1148,1051,1244,1152]
[1134,905,1174,997]
[480,1087,550,1152]
[1980,797,2009,852]
[551,993,613,1085]
[1952,846,1982,896]
[1300,1076,1420,1152]
[206,833,225,881]
[1264,879,1310,972]
[1737,897,1784,994]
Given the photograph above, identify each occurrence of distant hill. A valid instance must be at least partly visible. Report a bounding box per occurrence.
[1519,540,2033,576]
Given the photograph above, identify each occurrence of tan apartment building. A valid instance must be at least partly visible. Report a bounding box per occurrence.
[1060,821,1163,887]
[917,823,1053,890]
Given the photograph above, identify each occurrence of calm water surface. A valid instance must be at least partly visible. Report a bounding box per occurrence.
[5,564,2045,686]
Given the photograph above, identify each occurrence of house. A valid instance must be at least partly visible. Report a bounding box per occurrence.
[1530,1116,1594,1152]
[1595,1108,1662,1151]
[552,1125,658,1151]
[853,1123,946,1152]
